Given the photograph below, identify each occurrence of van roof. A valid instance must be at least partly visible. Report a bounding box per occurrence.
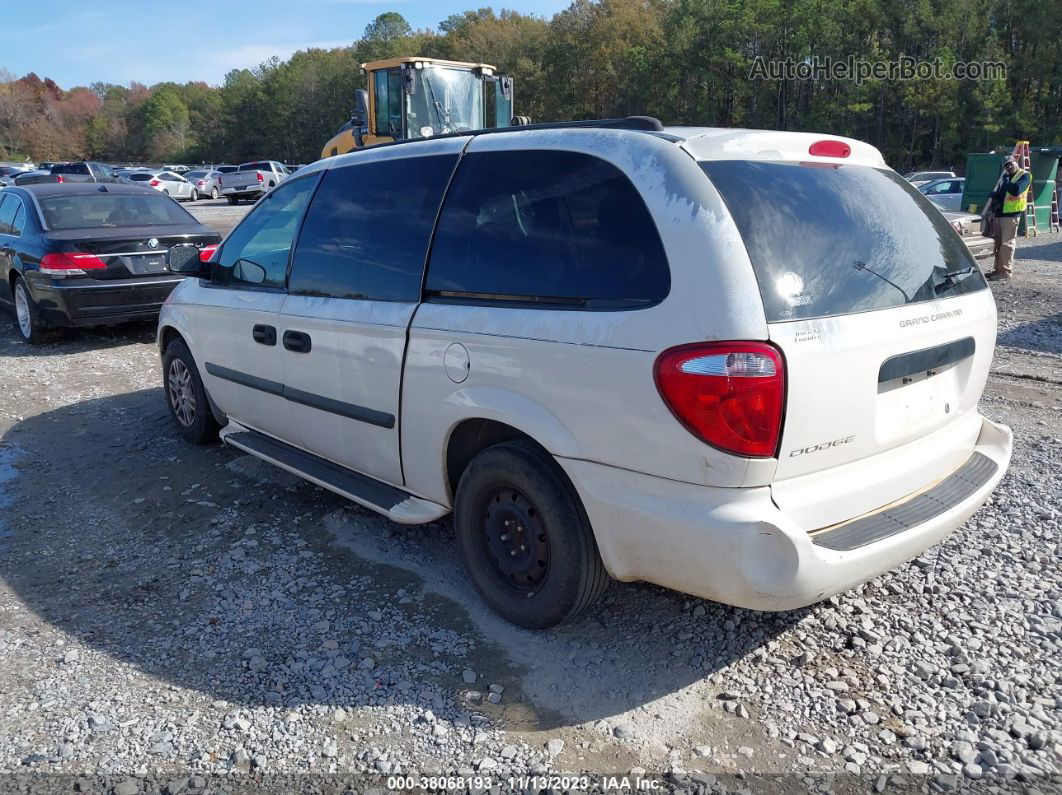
[307,116,888,171]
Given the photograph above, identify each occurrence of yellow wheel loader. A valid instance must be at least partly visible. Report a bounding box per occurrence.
[320,57,518,158]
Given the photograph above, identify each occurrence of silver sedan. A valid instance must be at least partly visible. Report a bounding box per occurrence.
[184,170,223,200]
[123,170,198,201]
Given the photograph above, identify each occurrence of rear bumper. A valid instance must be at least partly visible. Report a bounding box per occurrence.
[559,416,1012,611]
[32,277,185,327]
[965,236,994,261]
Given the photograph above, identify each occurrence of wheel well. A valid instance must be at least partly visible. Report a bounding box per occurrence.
[446,419,542,496]
[9,269,20,292]
[159,325,184,352]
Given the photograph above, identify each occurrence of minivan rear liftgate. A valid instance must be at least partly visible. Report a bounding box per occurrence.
[700,158,1002,533]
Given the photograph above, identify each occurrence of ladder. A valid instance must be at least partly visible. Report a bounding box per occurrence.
[1050,185,1060,233]
[1011,140,1037,237]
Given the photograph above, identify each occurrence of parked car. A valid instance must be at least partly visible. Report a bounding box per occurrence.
[164,164,191,174]
[920,177,966,211]
[218,161,290,204]
[0,165,33,186]
[213,165,238,174]
[943,210,994,262]
[11,170,50,186]
[36,162,57,171]
[0,183,220,344]
[904,170,956,188]
[184,170,223,200]
[157,121,1012,629]
[124,169,199,201]
[15,161,118,185]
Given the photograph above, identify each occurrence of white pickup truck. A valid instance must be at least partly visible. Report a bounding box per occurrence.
[218,161,290,204]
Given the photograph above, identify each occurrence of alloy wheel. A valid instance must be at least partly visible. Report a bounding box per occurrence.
[14,284,31,339]
[167,358,197,427]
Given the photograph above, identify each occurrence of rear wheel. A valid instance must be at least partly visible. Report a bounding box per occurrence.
[12,277,53,345]
[227,195,238,205]
[454,440,609,628]
[190,188,199,202]
[210,186,219,199]
[162,189,170,197]
[163,338,218,444]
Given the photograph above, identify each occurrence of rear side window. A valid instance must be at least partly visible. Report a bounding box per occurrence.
[10,201,25,236]
[290,155,457,302]
[426,150,669,309]
[701,161,984,322]
[0,195,18,235]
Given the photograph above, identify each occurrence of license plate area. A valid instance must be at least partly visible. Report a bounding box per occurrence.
[123,254,167,275]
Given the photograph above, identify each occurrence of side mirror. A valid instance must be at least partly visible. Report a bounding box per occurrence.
[166,244,210,276]
[233,259,266,285]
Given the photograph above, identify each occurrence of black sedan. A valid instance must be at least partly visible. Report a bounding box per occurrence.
[0,183,221,344]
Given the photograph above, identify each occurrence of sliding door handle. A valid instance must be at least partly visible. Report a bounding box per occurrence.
[283,330,312,353]
[252,324,276,346]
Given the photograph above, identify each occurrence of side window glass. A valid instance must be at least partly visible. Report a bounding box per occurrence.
[426,150,670,309]
[213,176,317,289]
[374,71,389,136]
[0,195,18,235]
[374,69,402,137]
[10,201,25,236]
[290,155,457,302]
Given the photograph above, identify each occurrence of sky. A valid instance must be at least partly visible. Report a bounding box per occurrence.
[2,0,570,89]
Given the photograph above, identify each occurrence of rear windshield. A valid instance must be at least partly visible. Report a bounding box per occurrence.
[185,171,206,179]
[51,163,91,175]
[239,162,269,171]
[40,193,195,230]
[701,161,985,322]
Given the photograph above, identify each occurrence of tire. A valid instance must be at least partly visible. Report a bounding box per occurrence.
[211,187,219,199]
[454,440,609,628]
[227,195,238,205]
[162,338,219,444]
[162,189,170,197]
[12,277,53,345]
[190,188,199,202]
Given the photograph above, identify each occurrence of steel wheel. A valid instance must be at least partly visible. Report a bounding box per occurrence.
[167,358,197,427]
[211,187,219,199]
[482,486,551,592]
[14,283,31,339]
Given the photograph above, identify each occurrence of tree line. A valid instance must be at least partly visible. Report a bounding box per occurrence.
[1,0,1059,171]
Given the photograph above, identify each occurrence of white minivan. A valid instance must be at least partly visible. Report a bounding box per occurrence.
[158,118,1012,628]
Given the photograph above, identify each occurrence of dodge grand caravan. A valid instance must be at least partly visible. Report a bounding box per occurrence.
[157,118,1012,629]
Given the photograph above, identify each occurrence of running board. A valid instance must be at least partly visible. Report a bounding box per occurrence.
[220,423,449,525]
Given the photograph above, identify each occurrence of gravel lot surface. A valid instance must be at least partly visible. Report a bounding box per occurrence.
[0,230,1059,792]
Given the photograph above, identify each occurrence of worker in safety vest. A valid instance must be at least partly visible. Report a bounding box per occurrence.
[987,156,1032,280]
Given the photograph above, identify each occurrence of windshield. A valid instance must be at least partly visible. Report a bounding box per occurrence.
[701,160,985,322]
[40,193,195,229]
[408,67,484,137]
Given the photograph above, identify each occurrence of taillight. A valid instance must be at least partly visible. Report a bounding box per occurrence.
[654,342,786,458]
[55,175,64,183]
[198,244,219,262]
[197,180,205,186]
[149,178,161,187]
[39,251,108,277]
[257,172,264,183]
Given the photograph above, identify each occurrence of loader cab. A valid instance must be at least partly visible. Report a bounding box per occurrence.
[320,57,515,158]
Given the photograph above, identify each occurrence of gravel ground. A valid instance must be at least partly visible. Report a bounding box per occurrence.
[0,233,1059,792]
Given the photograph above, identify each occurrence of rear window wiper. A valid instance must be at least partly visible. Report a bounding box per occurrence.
[935,266,977,295]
